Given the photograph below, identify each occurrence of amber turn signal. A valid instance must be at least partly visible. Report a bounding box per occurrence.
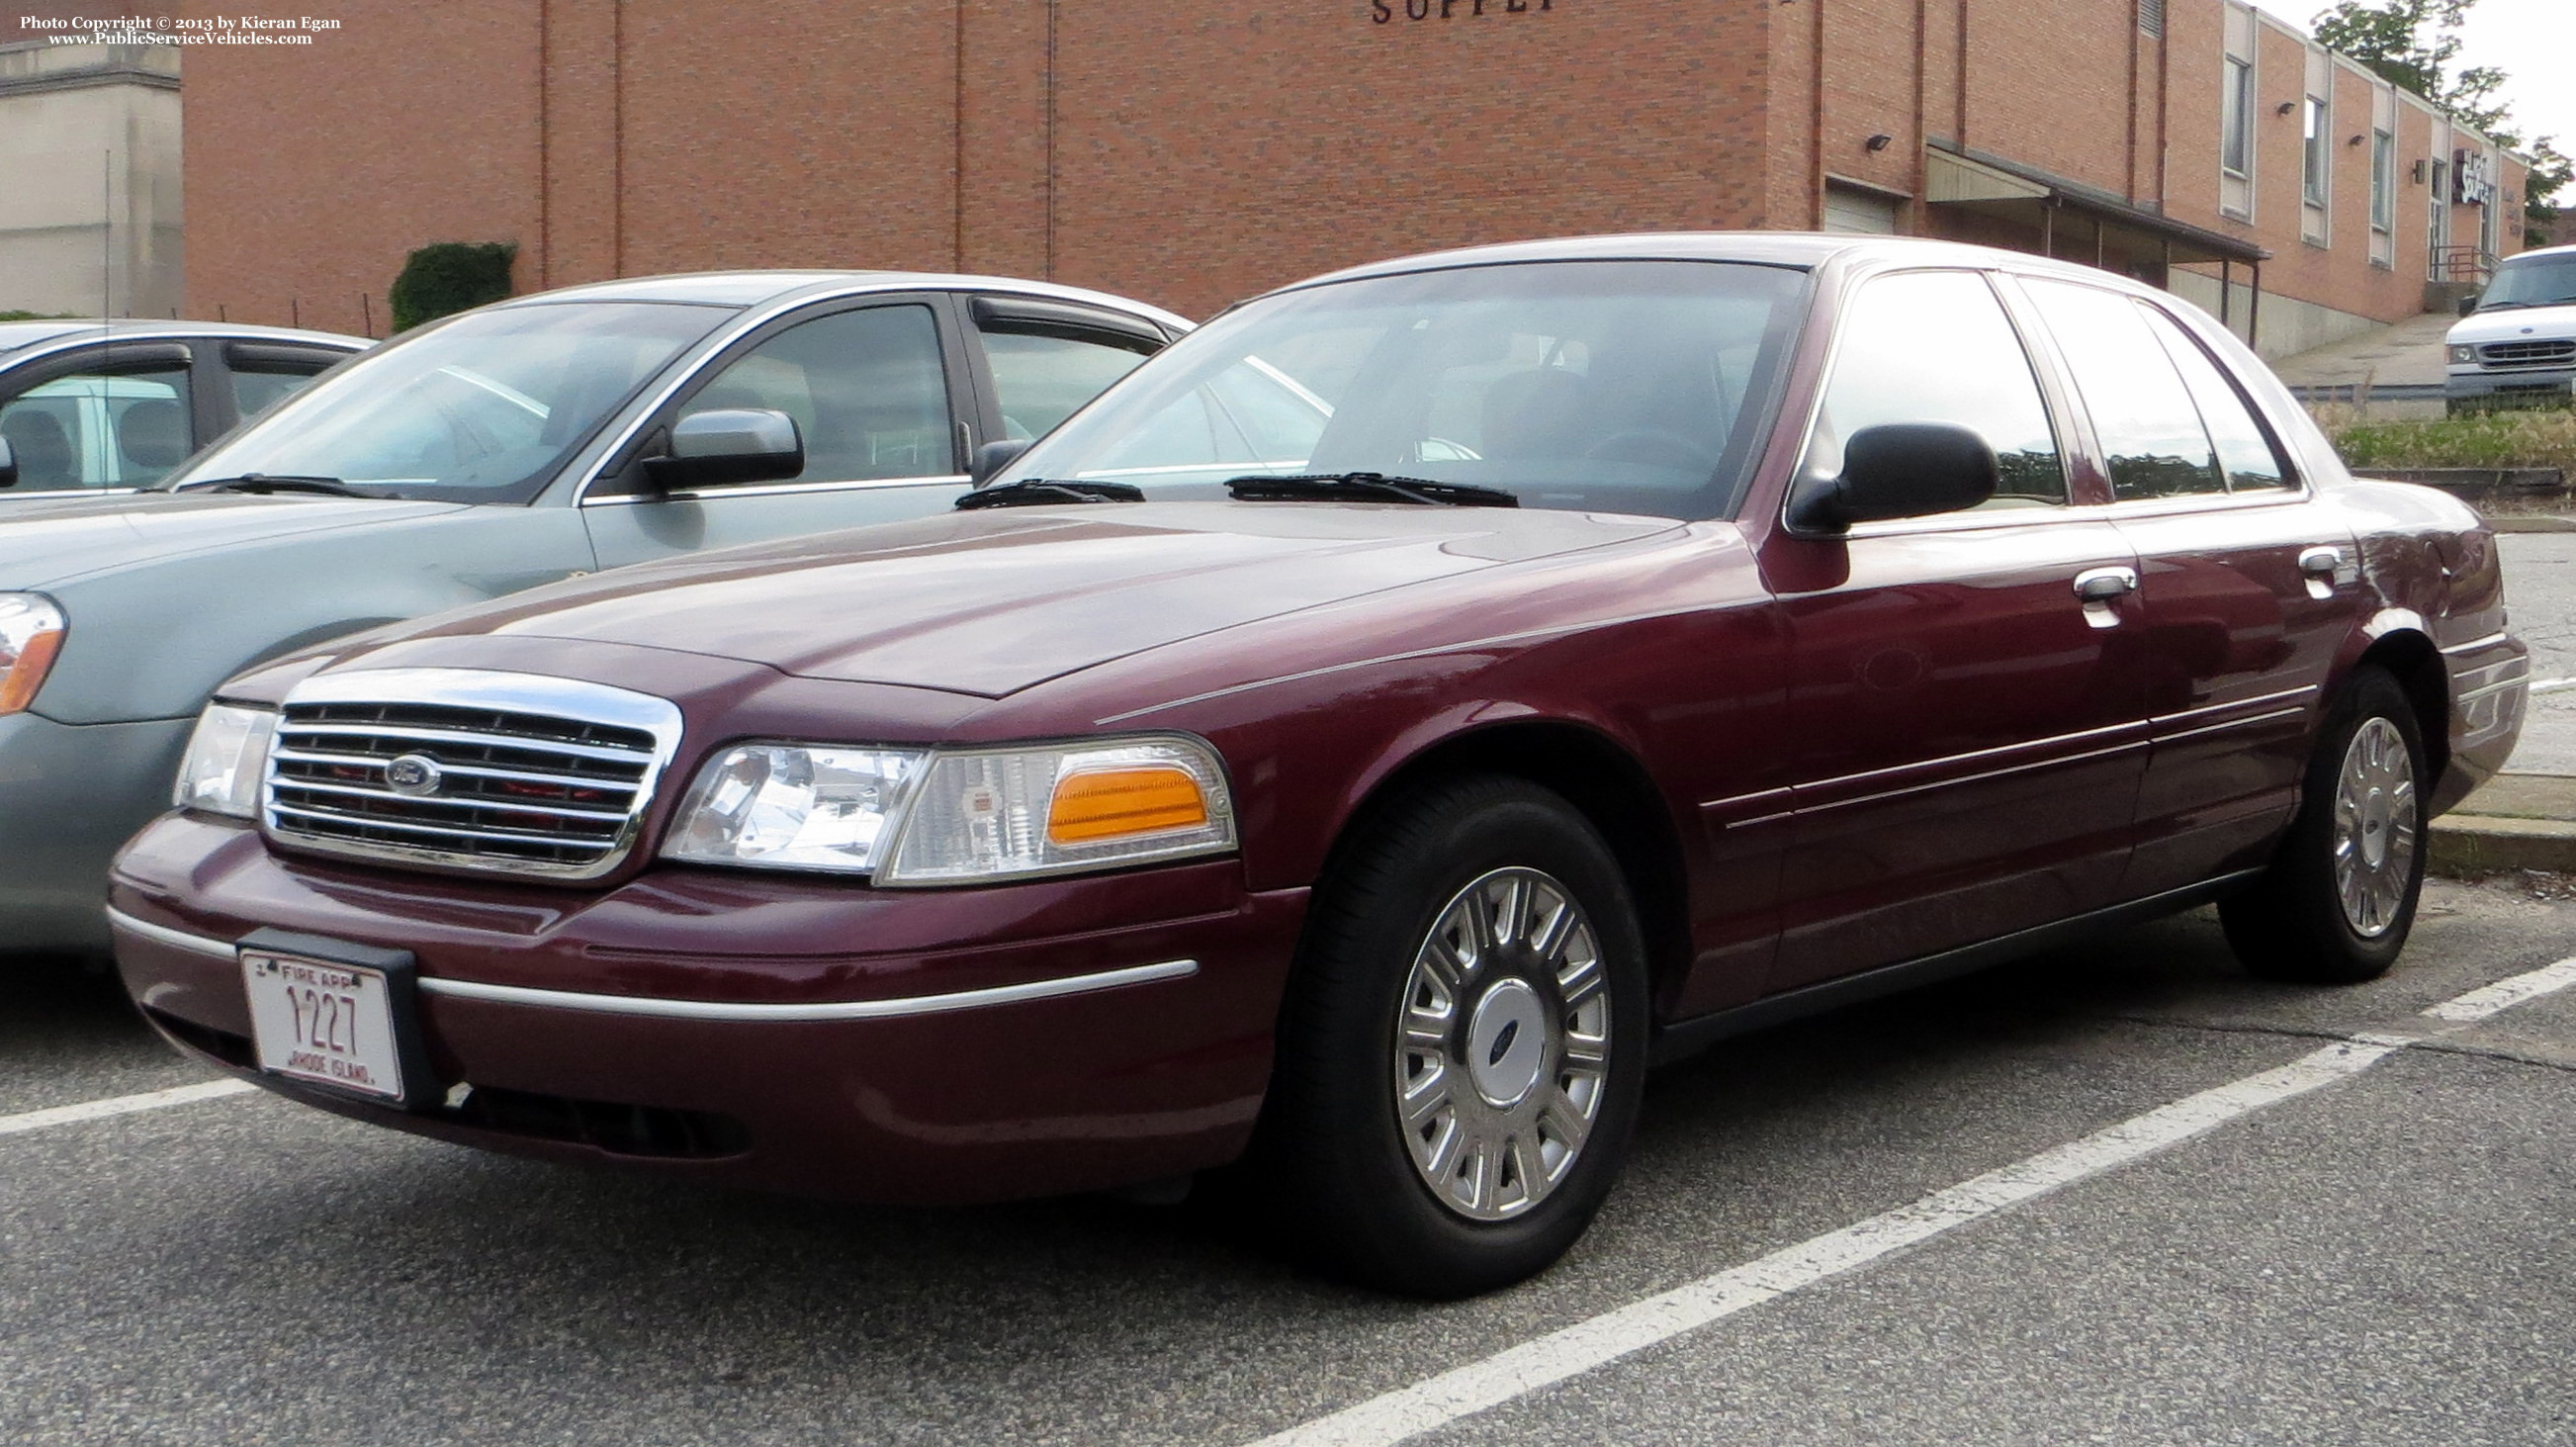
[0,593,65,716]
[1046,766,1210,845]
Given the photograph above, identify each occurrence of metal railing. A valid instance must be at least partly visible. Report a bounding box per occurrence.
[2432,244,2499,284]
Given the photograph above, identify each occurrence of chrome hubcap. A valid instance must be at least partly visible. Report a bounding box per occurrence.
[2333,717,2417,939]
[1394,866,1610,1221]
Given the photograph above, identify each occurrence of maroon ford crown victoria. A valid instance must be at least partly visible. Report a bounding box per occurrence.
[111,235,2527,1296]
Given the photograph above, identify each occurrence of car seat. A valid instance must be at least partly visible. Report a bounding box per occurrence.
[115,398,191,479]
[1478,367,1596,462]
[0,408,77,490]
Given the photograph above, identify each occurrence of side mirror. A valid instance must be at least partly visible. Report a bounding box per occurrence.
[641,408,804,491]
[2458,295,2480,317]
[1786,422,1999,533]
[0,435,15,491]
[971,438,1031,485]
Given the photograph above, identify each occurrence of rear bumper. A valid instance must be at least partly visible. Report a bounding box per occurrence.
[0,711,191,956]
[110,813,1306,1205]
[2433,630,2529,818]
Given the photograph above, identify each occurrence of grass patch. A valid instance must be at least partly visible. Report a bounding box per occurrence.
[2317,407,2576,477]
[0,311,74,322]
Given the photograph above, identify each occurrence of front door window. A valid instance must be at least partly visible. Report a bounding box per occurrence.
[0,365,192,491]
[685,305,955,484]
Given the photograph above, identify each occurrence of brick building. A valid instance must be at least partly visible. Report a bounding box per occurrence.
[180,0,2530,358]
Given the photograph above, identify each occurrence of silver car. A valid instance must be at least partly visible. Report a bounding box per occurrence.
[0,271,1187,957]
[0,319,366,497]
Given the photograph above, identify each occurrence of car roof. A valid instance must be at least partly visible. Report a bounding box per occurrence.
[0,318,368,360]
[1265,231,2162,298]
[502,270,1195,330]
[2498,243,2576,264]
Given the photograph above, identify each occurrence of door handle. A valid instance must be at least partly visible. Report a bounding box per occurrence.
[2072,566,2139,602]
[2298,545,2348,578]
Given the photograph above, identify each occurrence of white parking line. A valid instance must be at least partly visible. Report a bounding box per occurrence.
[2528,678,2576,695]
[1249,955,2576,1447]
[0,1078,256,1138]
[2423,953,2576,1023]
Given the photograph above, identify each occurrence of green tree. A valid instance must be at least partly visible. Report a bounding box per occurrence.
[2312,0,2466,97]
[2312,0,2565,244]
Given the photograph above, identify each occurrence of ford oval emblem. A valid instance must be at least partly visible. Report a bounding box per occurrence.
[384,753,444,797]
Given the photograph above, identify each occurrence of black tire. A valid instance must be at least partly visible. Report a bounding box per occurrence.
[1247,775,1650,1298]
[2219,668,2428,984]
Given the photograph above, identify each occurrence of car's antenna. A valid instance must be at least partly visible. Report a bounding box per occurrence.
[102,147,112,319]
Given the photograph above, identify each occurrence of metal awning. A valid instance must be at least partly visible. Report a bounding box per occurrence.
[1923,144,2269,267]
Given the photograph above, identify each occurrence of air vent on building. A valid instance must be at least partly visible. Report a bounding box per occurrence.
[2139,0,2165,36]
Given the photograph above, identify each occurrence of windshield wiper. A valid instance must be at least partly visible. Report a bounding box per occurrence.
[954,479,1145,509]
[1223,473,1518,507]
[186,474,371,497]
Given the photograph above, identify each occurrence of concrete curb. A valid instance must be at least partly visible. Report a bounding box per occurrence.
[2430,773,2576,877]
[2489,516,2576,533]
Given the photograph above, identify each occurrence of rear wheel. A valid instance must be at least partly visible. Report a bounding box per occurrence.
[1250,775,1648,1298]
[2220,668,2427,984]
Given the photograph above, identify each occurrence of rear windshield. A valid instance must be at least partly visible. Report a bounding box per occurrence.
[994,260,1810,521]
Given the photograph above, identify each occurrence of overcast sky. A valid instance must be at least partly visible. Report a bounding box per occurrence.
[2253,0,2576,152]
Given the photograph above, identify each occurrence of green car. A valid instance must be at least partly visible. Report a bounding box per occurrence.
[0,271,1185,958]
[0,319,365,497]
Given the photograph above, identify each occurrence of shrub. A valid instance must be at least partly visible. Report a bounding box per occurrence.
[389,241,518,331]
[2321,408,2576,476]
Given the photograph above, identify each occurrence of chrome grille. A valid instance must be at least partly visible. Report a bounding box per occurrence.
[2479,339,2576,368]
[263,669,683,881]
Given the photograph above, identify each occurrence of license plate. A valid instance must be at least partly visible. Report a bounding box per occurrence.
[241,949,409,1103]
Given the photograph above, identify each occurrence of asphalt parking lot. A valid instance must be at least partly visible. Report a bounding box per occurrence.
[2502,531,2576,771]
[6,876,2572,1446]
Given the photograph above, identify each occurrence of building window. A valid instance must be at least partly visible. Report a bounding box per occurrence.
[2139,0,2166,37]
[2302,95,2329,206]
[2222,57,2254,177]
[2370,129,2395,231]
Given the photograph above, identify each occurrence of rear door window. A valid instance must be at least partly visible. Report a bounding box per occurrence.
[2135,306,2294,493]
[224,345,348,423]
[977,328,1155,441]
[2024,280,2227,500]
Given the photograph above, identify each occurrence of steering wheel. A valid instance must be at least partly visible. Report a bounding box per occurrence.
[1581,428,1720,470]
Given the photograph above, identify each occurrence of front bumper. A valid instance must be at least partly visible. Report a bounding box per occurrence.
[0,710,193,956]
[110,813,1307,1205]
[2445,364,2576,404]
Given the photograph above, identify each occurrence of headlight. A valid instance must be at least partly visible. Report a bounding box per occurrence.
[173,702,280,818]
[662,733,1237,884]
[663,744,924,872]
[2449,344,2479,364]
[0,593,64,715]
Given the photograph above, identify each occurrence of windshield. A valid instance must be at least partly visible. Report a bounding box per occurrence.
[164,301,732,502]
[2477,254,2576,312]
[994,260,1809,519]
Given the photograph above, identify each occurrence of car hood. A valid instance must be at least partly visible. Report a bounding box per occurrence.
[400,501,1684,697]
[2449,303,2576,345]
[0,491,465,588]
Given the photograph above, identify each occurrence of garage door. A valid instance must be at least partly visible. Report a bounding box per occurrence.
[1822,184,1902,233]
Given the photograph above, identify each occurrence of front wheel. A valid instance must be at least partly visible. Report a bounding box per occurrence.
[2220,668,2427,984]
[1249,775,1649,1298]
